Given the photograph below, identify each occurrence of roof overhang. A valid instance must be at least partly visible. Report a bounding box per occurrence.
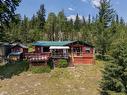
[49,46,70,49]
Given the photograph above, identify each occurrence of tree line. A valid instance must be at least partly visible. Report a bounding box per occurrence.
[1,0,127,56]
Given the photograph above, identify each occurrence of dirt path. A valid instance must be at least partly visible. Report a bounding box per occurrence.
[0,63,102,95]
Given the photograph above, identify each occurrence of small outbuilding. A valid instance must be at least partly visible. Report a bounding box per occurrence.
[0,42,11,63]
[8,43,28,62]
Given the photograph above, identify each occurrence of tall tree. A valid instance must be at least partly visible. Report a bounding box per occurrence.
[44,12,57,41]
[37,4,46,31]
[21,15,30,43]
[74,14,81,32]
[57,10,67,41]
[96,0,115,58]
[0,0,21,41]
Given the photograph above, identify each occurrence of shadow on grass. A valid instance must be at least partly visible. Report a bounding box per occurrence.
[0,61,29,80]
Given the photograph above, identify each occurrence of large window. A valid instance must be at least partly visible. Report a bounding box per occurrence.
[85,47,91,53]
[73,47,82,56]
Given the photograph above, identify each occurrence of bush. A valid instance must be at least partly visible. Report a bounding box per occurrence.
[47,59,54,69]
[57,59,68,68]
[30,66,51,73]
[0,61,29,79]
[96,54,114,61]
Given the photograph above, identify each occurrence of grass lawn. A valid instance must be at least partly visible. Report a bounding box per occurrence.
[0,60,104,95]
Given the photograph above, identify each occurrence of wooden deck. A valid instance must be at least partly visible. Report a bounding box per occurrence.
[25,53,51,62]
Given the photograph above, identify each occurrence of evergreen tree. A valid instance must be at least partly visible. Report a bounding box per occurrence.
[88,14,91,24]
[57,10,67,41]
[21,15,30,43]
[100,41,127,95]
[96,0,115,58]
[37,4,46,31]
[0,0,21,41]
[74,14,81,31]
[44,12,57,41]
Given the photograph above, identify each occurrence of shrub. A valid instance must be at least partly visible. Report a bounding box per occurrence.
[0,61,29,79]
[30,66,51,73]
[96,54,114,61]
[47,59,54,69]
[57,59,68,68]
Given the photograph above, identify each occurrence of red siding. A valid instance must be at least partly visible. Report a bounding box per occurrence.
[73,57,94,64]
[71,46,94,64]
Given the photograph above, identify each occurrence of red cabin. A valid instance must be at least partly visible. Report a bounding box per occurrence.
[28,41,95,65]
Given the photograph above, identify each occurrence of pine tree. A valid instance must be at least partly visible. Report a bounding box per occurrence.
[74,14,81,32]
[96,0,115,59]
[100,41,127,95]
[37,4,46,31]
[21,15,30,43]
[0,0,21,41]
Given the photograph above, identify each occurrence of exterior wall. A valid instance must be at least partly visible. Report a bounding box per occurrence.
[23,48,28,53]
[11,46,22,52]
[73,57,94,64]
[71,45,94,64]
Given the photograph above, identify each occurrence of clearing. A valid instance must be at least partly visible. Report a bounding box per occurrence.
[0,61,103,95]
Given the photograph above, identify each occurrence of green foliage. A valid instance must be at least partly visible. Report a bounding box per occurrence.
[57,59,68,68]
[96,0,115,58]
[36,4,46,31]
[0,61,29,79]
[100,42,127,95]
[96,54,114,61]
[0,0,21,41]
[30,66,51,73]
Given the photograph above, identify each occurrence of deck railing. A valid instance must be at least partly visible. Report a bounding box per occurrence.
[73,52,93,57]
[25,52,51,62]
[51,54,69,59]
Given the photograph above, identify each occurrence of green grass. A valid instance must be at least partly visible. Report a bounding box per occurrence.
[30,66,51,73]
[0,61,29,79]
[0,60,104,95]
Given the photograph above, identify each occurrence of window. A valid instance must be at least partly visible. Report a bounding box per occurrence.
[43,47,50,52]
[86,47,91,53]
[73,47,82,56]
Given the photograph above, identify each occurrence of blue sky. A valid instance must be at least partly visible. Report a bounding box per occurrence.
[16,0,127,21]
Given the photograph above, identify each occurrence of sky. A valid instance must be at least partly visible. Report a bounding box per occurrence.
[16,0,127,21]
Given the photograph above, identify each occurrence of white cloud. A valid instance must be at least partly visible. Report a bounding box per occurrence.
[90,0,110,7]
[91,0,101,7]
[67,15,88,21]
[68,7,75,11]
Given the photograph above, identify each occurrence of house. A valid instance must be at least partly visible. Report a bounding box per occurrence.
[26,41,95,65]
[0,42,11,63]
[8,43,28,62]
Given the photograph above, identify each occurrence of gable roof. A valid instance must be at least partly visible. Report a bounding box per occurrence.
[32,41,76,46]
[32,41,94,47]
[11,43,28,49]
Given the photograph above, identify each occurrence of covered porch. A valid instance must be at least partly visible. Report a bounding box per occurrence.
[50,46,70,59]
